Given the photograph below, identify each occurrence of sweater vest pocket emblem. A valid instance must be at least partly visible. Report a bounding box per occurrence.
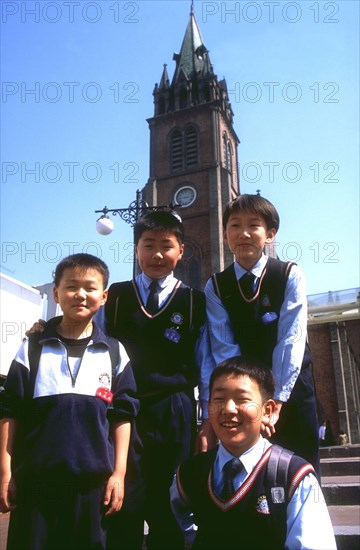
[164,312,184,343]
[256,495,270,514]
[170,312,184,325]
[261,312,278,325]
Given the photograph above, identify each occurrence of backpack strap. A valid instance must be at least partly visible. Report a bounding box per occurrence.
[107,338,121,390]
[265,444,294,547]
[27,334,43,397]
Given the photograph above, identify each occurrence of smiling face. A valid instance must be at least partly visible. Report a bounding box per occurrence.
[53,267,107,328]
[224,210,276,270]
[208,373,274,456]
[135,230,184,280]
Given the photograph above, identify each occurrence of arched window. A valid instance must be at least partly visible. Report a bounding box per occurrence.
[223,133,228,168]
[185,126,198,168]
[227,142,233,177]
[223,132,233,176]
[171,130,183,172]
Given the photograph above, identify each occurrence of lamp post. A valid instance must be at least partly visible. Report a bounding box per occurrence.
[95,189,181,276]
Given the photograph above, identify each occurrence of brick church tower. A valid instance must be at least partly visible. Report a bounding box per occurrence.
[142,3,240,289]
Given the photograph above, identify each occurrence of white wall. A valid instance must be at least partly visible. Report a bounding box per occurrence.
[0,273,47,377]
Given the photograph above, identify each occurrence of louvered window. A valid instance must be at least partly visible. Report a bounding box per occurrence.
[171,130,183,171]
[185,126,198,168]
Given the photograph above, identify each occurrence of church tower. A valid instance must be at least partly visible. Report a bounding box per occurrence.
[142,3,240,289]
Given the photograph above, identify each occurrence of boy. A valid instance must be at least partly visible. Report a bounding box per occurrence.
[0,254,138,550]
[204,194,319,471]
[103,211,211,550]
[170,357,337,549]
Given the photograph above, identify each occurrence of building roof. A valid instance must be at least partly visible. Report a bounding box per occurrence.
[307,287,360,324]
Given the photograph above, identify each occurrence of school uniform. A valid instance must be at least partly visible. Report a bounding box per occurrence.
[204,255,320,472]
[0,319,138,550]
[170,437,337,550]
[104,273,206,550]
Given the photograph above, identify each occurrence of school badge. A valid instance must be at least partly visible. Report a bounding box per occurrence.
[256,495,270,514]
[170,312,184,325]
[98,372,111,387]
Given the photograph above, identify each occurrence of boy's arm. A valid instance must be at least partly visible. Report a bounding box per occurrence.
[195,324,217,452]
[204,278,241,364]
[286,473,336,549]
[272,266,308,406]
[170,473,198,544]
[0,418,17,513]
[103,420,131,516]
[104,342,139,516]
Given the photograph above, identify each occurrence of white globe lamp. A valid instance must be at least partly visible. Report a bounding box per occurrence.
[96,215,114,235]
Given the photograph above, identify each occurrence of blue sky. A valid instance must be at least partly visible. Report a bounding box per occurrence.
[1,0,359,295]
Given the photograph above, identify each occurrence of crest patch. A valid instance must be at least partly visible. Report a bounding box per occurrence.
[98,372,111,387]
[256,494,270,514]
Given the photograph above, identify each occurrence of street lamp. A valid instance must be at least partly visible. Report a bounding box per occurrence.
[95,189,181,235]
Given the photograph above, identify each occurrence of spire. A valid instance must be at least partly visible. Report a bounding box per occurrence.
[159,64,170,89]
[172,4,212,84]
[152,2,234,121]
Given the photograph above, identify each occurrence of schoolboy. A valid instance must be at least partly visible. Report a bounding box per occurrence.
[103,211,211,550]
[204,194,319,471]
[0,254,139,550]
[170,357,337,549]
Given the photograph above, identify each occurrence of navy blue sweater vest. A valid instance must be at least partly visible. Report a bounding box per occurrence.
[105,281,205,397]
[212,258,312,369]
[177,446,312,549]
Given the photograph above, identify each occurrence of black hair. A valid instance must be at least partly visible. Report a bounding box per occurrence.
[53,253,109,289]
[223,194,280,232]
[134,211,184,246]
[209,356,275,403]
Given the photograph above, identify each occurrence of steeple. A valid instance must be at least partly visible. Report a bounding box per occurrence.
[152,2,233,123]
[144,1,240,289]
[172,3,212,84]
[159,64,170,89]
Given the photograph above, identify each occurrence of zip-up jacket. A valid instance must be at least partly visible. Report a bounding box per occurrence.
[0,319,139,483]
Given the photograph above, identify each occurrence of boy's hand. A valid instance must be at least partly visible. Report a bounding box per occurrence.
[103,473,124,516]
[25,319,46,337]
[195,419,217,453]
[0,473,17,513]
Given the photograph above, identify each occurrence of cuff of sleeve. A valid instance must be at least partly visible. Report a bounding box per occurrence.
[275,389,290,402]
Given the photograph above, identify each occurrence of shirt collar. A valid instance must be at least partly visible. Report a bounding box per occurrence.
[217,436,271,476]
[140,272,176,290]
[234,254,268,280]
